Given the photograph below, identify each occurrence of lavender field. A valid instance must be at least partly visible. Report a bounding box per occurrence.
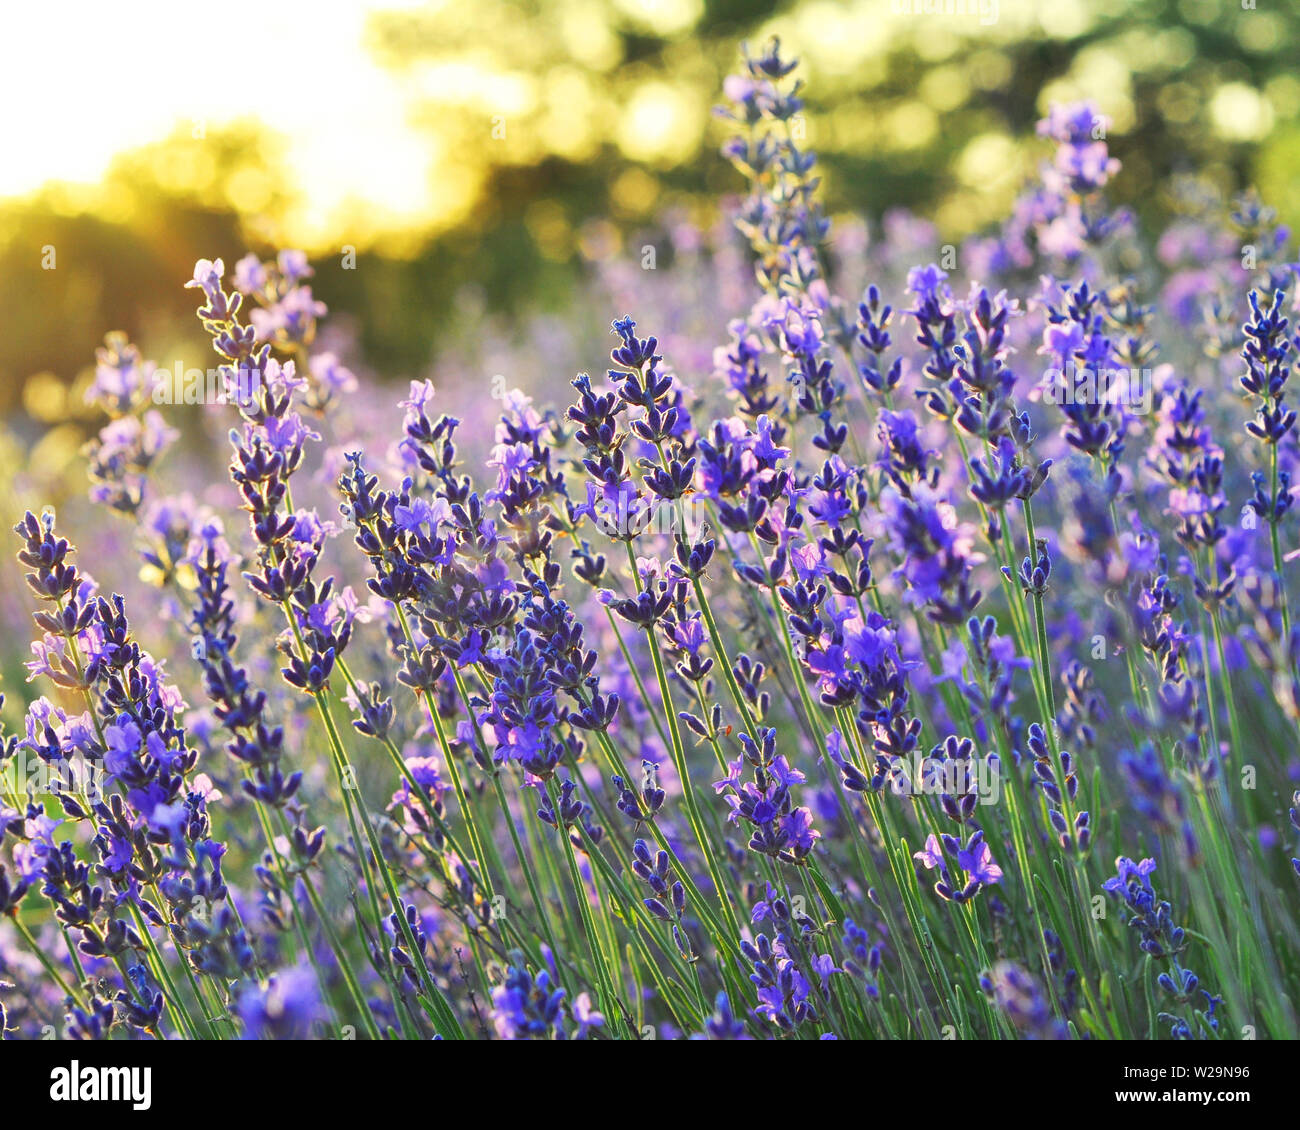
[2,29,1299,1046]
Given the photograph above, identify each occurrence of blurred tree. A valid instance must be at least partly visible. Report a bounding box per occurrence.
[3,0,1296,434]
[365,0,1297,273]
[0,124,289,424]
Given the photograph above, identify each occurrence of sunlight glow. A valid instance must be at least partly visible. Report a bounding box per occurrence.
[1,0,433,246]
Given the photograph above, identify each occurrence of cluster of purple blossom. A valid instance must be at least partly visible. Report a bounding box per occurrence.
[2,38,1299,1042]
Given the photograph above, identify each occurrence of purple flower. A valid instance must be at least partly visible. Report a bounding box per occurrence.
[957,831,1003,885]
[913,833,945,870]
[1103,855,1158,896]
[238,966,324,1039]
[780,806,820,856]
[232,253,267,294]
[185,257,224,296]
[277,249,313,282]
[393,497,443,535]
[310,352,358,396]
[673,618,707,655]
[571,992,604,1038]
[750,413,790,463]
[259,413,321,454]
[907,263,950,305]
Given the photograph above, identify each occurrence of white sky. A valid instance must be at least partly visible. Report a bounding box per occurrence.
[0,0,435,240]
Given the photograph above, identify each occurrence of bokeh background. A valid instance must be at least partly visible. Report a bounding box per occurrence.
[2,0,1297,496]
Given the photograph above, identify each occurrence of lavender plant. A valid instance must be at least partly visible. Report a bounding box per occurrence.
[3,39,1299,1043]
